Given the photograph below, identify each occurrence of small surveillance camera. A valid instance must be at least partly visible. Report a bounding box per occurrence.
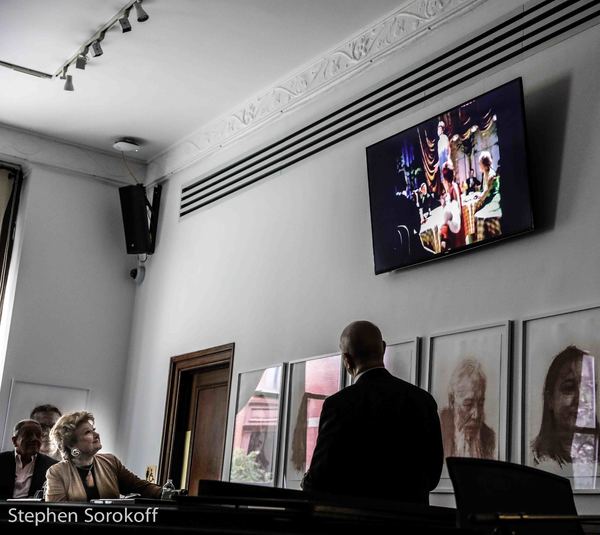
[129,266,145,284]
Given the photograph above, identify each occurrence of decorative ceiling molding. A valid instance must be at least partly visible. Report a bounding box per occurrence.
[0,123,145,186]
[147,0,490,183]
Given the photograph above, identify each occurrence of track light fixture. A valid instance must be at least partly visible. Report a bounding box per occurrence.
[91,41,102,57]
[64,75,74,91]
[134,1,149,22]
[91,33,105,57]
[55,1,150,92]
[61,67,74,91]
[119,8,132,33]
[75,52,87,70]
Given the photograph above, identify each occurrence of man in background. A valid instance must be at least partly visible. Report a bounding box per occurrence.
[0,420,57,499]
[302,321,443,503]
[31,404,62,460]
[440,359,496,459]
[466,168,481,193]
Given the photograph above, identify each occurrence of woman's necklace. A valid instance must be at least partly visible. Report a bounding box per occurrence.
[81,464,95,487]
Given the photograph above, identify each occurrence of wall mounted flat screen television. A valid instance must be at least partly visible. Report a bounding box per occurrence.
[366,78,534,274]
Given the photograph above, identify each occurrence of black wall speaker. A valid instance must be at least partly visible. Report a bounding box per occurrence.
[119,184,162,255]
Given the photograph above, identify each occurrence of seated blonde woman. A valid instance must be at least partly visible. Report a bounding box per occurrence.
[45,411,161,502]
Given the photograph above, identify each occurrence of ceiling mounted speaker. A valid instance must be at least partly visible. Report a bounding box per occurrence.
[113,138,140,152]
[119,184,162,255]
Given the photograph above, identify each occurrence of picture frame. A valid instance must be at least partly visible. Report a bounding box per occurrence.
[228,364,287,487]
[347,338,421,386]
[522,304,600,493]
[426,321,512,492]
[1,379,91,452]
[282,352,344,490]
[384,338,421,385]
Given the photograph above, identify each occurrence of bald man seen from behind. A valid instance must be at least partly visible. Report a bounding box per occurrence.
[302,321,443,504]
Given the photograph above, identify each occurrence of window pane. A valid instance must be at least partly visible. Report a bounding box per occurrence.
[285,354,342,489]
[230,366,282,485]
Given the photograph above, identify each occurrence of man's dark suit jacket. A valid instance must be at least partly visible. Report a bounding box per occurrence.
[0,450,58,499]
[302,368,443,503]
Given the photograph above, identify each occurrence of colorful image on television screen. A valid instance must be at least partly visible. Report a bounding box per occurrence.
[366,78,534,274]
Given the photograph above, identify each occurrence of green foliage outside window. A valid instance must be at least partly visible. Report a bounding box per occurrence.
[230,448,271,483]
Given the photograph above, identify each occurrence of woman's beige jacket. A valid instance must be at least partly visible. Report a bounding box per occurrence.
[45,453,161,502]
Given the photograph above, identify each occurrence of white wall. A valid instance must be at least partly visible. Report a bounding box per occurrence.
[118,14,600,513]
[0,151,138,455]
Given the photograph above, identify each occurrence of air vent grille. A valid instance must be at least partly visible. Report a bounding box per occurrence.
[180,0,600,218]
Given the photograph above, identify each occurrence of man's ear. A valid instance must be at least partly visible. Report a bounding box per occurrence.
[382,340,387,354]
[342,353,354,374]
[11,436,18,449]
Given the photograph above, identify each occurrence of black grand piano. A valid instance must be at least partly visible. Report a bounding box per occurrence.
[2,460,599,534]
[0,480,462,534]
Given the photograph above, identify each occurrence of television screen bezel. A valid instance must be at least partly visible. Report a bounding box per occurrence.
[366,77,534,275]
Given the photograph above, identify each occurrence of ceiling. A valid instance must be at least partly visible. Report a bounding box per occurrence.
[0,0,404,161]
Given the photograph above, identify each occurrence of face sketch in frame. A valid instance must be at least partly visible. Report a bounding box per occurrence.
[439,358,496,459]
[531,345,600,467]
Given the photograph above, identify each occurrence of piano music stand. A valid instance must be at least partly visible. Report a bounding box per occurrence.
[447,457,583,534]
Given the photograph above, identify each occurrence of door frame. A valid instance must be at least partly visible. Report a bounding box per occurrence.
[158,343,234,485]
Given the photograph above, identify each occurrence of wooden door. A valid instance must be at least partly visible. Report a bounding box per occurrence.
[158,344,234,493]
[185,366,230,495]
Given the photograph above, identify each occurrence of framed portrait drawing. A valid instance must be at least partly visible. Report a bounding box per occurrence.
[283,353,343,489]
[426,322,511,492]
[229,364,286,486]
[522,304,600,492]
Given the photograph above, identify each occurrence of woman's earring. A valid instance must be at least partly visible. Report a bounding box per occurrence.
[71,448,81,458]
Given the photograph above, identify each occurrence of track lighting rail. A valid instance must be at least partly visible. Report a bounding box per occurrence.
[0,0,149,91]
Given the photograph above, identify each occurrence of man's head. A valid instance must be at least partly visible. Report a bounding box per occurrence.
[448,359,487,438]
[30,404,61,455]
[339,321,386,378]
[11,420,42,460]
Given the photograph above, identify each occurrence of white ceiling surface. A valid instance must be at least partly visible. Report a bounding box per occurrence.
[0,0,404,161]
